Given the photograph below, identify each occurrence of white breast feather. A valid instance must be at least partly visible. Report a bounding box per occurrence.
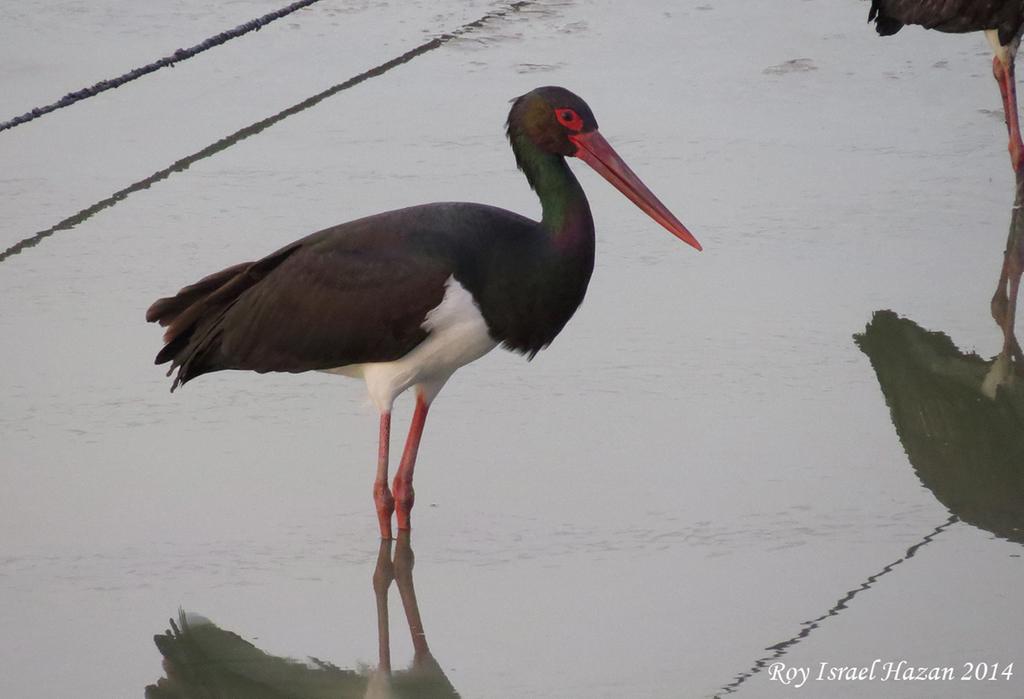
[326,276,497,412]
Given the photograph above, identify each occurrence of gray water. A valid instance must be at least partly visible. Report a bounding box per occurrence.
[1,1,1022,697]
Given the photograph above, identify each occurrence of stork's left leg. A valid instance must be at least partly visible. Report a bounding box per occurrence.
[393,392,430,531]
[374,412,396,540]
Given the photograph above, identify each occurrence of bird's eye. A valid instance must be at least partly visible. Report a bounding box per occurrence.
[555,108,583,132]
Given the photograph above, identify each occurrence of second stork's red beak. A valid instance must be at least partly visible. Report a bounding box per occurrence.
[569,130,702,251]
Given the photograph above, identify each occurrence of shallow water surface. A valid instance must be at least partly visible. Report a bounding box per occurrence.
[1,1,1023,697]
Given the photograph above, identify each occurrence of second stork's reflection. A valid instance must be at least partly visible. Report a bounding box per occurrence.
[145,533,458,698]
[855,310,1024,546]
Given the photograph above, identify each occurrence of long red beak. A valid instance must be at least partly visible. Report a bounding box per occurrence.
[570,130,702,251]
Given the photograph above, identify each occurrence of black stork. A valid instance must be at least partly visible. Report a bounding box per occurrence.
[869,0,1024,365]
[147,86,702,539]
[869,0,1024,171]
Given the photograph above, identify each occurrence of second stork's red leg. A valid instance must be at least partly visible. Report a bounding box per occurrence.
[393,392,430,531]
[993,53,1024,173]
[990,46,1024,364]
[374,412,395,540]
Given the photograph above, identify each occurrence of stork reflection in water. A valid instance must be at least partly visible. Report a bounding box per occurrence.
[146,533,457,698]
[856,310,1024,546]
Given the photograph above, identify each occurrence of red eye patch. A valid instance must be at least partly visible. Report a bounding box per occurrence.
[555,108,584,132]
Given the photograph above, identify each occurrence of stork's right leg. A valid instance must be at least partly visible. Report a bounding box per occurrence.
[992,52,1024,172]
[374,411,395,540]
[393,394,430,532]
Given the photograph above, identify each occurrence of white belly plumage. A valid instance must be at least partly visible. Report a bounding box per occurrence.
[324,275,498,412]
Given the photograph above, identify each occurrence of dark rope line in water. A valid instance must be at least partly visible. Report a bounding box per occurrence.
[0,0,322,133]
[0,1,532,266]
[714,514,960,697]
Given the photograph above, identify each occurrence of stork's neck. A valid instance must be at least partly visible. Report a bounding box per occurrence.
[511,133,595,251]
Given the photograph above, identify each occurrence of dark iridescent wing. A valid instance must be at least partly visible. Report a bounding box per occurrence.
[149,210,455,389]
[215,235,452,372]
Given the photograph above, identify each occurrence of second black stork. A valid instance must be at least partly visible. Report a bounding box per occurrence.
[147,86,702,539]
[869,0,1024,171]
[869,1,1024,365]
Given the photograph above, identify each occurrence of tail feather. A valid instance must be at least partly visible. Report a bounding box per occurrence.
[868,1,904,36]
[147,244,301,390]
[146,262,251,327]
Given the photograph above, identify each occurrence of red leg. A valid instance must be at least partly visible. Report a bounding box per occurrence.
[393,394,430,532]
[993,55,1024,172]
[373,411,395,540]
